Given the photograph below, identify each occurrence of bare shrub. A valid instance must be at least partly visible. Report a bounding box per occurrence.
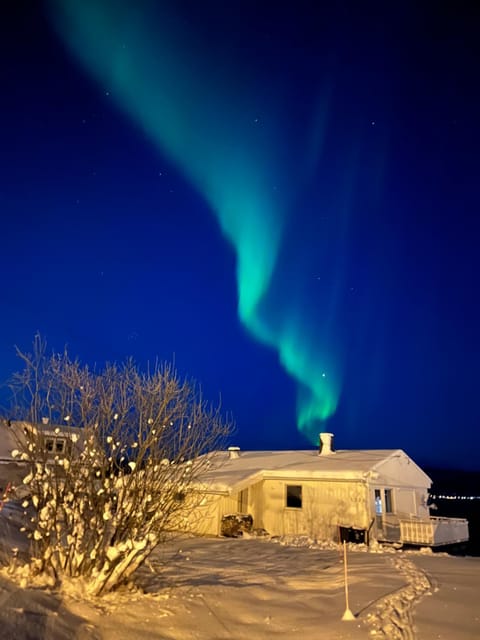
[8,335,232,595]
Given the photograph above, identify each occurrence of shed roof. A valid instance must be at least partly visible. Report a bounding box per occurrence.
[200,449,430,493]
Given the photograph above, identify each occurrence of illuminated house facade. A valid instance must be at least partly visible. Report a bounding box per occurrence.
[191,434,469,548]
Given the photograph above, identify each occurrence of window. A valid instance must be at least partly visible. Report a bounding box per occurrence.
[384,489,393,513]
[286,485,302,509]
[374,488,394,514]
[45,437,67,455]
[238,488,248,513]
[374,489,382,514]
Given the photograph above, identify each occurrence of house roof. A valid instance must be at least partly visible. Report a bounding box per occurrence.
[200,449,430,493]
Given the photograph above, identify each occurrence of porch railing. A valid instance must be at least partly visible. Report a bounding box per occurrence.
[399,516,469,546]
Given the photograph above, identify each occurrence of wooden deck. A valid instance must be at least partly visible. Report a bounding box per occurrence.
[399,516,469,546]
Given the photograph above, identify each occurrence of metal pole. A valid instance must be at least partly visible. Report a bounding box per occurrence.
[342,540,355,621]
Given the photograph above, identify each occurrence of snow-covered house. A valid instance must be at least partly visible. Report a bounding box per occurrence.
[0,419,84,487]
[0,419,84,461]
[190,433,468,548]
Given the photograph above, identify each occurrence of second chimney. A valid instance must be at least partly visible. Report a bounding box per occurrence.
[319,432,335,456]
[228,446,241,460]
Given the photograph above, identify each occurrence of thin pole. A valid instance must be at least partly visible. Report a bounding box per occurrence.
[342,540,355,621]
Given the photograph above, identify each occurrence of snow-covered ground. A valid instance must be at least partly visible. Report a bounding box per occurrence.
[0,522,479,640]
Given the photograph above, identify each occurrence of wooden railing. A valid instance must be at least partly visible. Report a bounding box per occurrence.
[399,516,469,546]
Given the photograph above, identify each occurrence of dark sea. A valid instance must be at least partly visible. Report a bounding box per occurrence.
[426,468,480,556]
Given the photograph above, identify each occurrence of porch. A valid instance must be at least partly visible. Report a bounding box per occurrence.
[378,514,469,547]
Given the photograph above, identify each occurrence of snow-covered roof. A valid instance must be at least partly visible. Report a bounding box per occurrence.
[13,421,84,437]
[200,449,427,493]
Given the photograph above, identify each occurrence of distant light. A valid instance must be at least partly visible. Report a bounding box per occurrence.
[432,493,480,501]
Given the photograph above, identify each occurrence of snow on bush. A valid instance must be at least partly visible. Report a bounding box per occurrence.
[8,336,232,596]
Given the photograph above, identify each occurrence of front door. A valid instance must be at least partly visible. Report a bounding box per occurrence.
[374,488,400,542]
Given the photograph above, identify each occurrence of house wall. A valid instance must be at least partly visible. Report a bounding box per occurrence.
[192,478,422,541]
[367,455,431,542]
[248,480,264,526]
[369,485,421,518]
[370,452,431,525]
[184,492,224,536]
[374,452,430,492]
[184,484,262,537]
[184,452,432,542]
[0,421,85,462]
[253,478,370,539]
[0,421,28,461]
[369,485,430,543]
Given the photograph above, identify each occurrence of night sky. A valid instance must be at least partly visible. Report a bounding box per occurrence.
[1,1,479,470]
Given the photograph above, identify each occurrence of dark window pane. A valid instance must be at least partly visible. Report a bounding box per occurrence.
[286,485,302,509]
[384,489,393,513]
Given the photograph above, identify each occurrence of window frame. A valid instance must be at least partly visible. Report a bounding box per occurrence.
[384,488,393,513]
[44,436,68,456]
[374,488,382,514]
[238,488,248,513]
[55,438,66,454]
[285,484,303,509]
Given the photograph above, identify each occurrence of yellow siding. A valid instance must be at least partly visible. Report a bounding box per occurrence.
[259,479,369,538]
[179,461,430,543]
[183,493,223,536]
[182,483,266,537]
[222,494,239,515]
[249,481,264,526]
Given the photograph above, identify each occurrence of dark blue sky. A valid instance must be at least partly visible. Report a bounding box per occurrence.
[1,1,479,470]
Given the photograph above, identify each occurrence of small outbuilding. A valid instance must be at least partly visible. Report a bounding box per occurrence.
[190,433,468,548]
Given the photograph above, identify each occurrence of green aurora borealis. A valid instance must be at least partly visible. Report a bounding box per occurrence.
[50,0,341,442]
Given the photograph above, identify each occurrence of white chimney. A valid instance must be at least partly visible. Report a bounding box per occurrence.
[228,446,241,460]
[319,432,335,456]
